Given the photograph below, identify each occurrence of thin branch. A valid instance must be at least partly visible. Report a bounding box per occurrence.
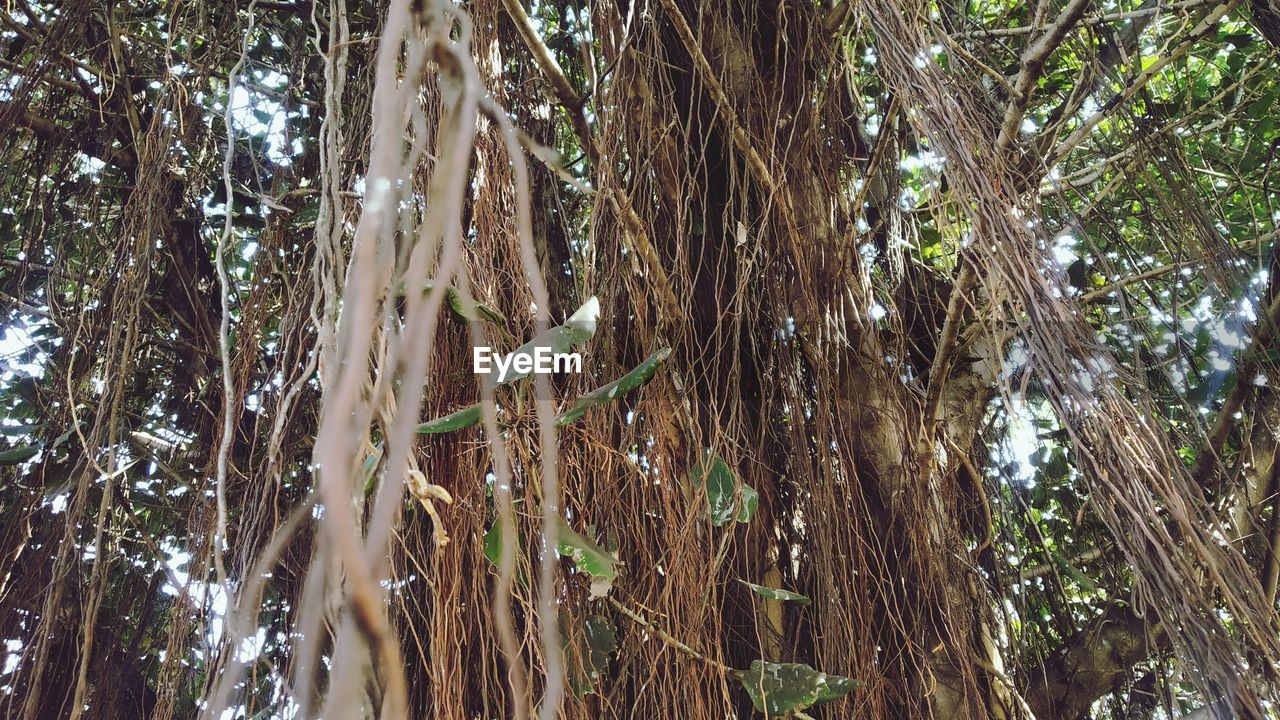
[1049,0,1243,165]
[1190,242,1280,488]
[996,0,1094,154]
[1,101,138,170]
[607,189,682,324]
[499,0,597,164]
[1079,231,1277,304]
[607,596,735,674]
[922,260,977,429]
[1014,546,1107,582]
[500,0,581,106]
[955,0,1221,39]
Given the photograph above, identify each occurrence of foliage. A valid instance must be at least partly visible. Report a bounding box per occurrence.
[0,0,1278,717]
[738,661,858,717]
[689,451,759,526]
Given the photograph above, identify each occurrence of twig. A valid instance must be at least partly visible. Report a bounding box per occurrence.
[996,0,1093,154]
[922,260,977,430]
[955,0,1222,39]
[499,0,597,164]
[607,596,736,674]
[1049,0,1243,165]
[1079,231,1278,304]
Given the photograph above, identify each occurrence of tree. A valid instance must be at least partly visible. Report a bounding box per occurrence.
[0,0,1278,717]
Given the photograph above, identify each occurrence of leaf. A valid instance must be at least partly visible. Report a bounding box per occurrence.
[737,484,759,523]
[738,580,810,605]
[417,404,482,434]
[483,520,507,567]
[488,514,618,595]
[481,516,533,589]
[0,444,39,465]
[490,296,600,386]
[1041,448,1070,481]
[0,424,38,436]
[815,674,858,704]
[554,515,620,598]
[582,615,618,671]
[1051,549,1100,592]
[561,613,618,698]
[557,347,672,426]
[361,443,384,497]
[48,425,79,456]
[739,661,858,717]
[689,451,757,526]
[390,281,504,325]
[445,286,505,326]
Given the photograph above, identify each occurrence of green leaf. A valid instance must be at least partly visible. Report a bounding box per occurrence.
[739,661,858,717]
[815,674,858,704]
[0,424,38,436]
[582,615,618,670]
[554,515,620,598]
[0,444,39,465]
[485,514,620,596]
[557,347,672,426]
[738,580,810,605]
[561,613,618,698]
[1051,549,1100,592]
[737,484,759,523]
[1043,448,1069,481]
[391,281,505,325]
[361,443,384,497]
[445,287,505,325]
[689,451,757,526]
[417,404,482,434]
[483,520,507,566]
[490,296,599,386]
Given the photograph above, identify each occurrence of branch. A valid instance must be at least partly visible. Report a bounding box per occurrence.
[922,260,977,429]
[1189,252,1280,489]
[1023,603,1164,719]
[0,58,91,97]
[500,0,581,107]
[1048,0,1243,165]
[1,102,137,171]
[955,0,1222,38]
[1013,546,1106,583]
[1079,231,1278,304]
[606,596,734,674]
[498,0,597,164]
[607,189,683,324]
[996,0,1094,154]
